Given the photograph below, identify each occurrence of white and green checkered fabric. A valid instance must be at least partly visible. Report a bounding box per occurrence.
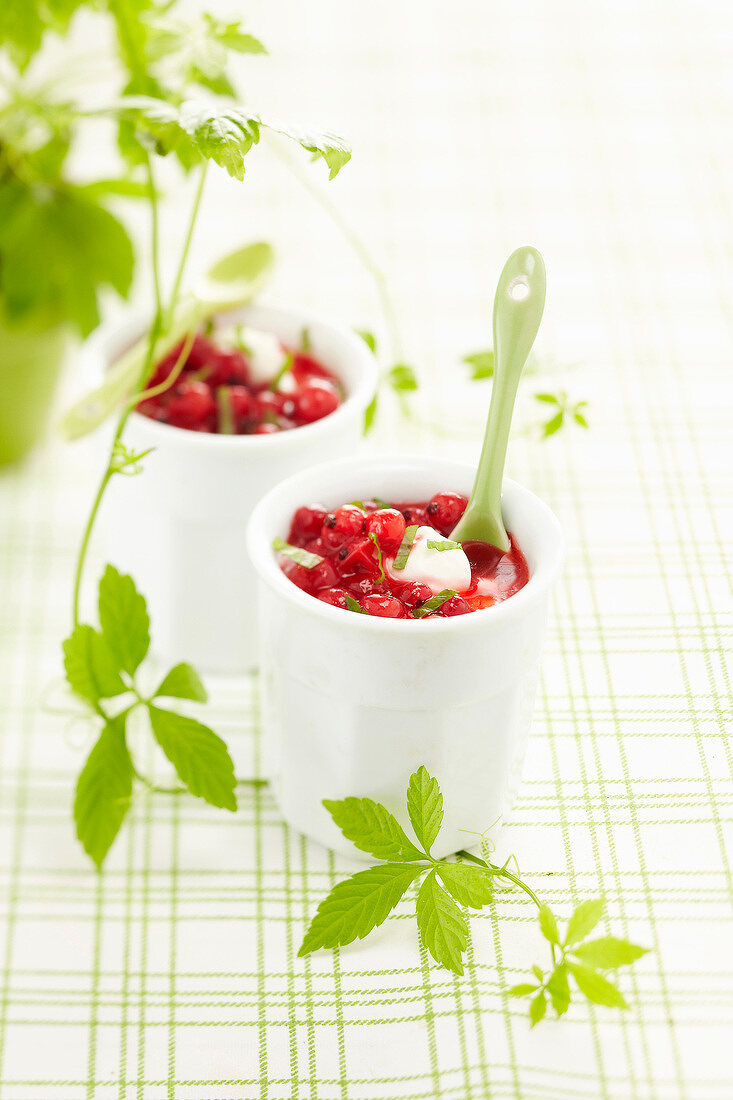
[1,0,732,1096]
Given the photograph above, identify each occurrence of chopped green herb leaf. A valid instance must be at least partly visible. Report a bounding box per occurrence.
[350,500,366,509]
[217,386,235,434]
[367,532,386,583]
[272,537,324,568]
[272,351,294,389]
[412,590,457,617]
[300,326,311,351]
[426,539,461,552]
[344,594,367,615]
[393,524,419,570]
[374,497,392,509]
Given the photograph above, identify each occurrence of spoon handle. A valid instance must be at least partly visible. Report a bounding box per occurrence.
[482,246,546,507]
[457,246,546,550]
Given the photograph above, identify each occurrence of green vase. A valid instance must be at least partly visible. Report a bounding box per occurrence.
[0,312,70,467]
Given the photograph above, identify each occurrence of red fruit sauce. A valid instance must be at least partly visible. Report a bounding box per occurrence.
[277,491,530,618]
[136,330,343,434]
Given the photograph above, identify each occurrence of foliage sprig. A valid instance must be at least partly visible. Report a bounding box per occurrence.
[300,766,648,1025]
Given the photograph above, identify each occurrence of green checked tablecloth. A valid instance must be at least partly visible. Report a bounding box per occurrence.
[1,0,732,1096]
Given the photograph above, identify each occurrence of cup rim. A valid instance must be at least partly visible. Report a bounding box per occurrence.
[83,300,378,452]
[246,455,564,633]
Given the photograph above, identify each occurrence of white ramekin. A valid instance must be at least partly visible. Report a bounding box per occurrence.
[86,304,377,673]
[246,455,564,859]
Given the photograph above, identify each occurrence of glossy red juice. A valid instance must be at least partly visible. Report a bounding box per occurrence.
[136,330,343,434]
[277,491,530,618]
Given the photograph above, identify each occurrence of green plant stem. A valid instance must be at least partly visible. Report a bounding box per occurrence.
[166,163,208,327]
[269,136,404,361]
[71,155,206,626]
[457,847,556,963]
[146,155,163,319]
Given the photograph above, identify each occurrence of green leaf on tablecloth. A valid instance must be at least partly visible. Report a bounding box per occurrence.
[416,870,469,975]
[547,962,571,1016]
[437,862,494,908]
[539,905,560,945]
[148,705,236,811]
[98,564,150,675]
[323,796,425,862]
[463,349,495,380]
[387,363,418,392]
[564,897,605,946]
[530,990,547,1026]
[406,766,443,855]
[568,962,628,1008]
[571,936,649,970]
[63,624,128,702]
[74,715,133,868]
[363,392,378,434]
[154,663,208,703]
[542,410,564,437]
[509,983,539,997]
[356,328,377,353]
[299,863,424,955]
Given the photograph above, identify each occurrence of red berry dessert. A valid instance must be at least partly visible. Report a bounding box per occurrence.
[136,324,343,434]
[274,491,529,618]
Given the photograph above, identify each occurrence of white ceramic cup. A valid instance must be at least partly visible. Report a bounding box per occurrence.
[247,455,564,859]
[86,304,377,674]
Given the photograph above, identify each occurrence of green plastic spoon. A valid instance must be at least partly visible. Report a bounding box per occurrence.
[450,245,546,553]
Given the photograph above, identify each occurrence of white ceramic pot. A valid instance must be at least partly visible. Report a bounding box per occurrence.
[247,456,564,859]
[87,304,377,674]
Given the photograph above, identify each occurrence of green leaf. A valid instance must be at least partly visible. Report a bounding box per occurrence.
[387,363,418,392]
[416,870,469,975]
[538,905,560,945]
[547,963,571,1016]
[542,411,564,437]
[0,181,134,336]
[508,983,539,997]
[78,178,152,200]
[299,863,423,955]
[344,594,367,615]
[393,525,419,570]
[530,990,547,1027]
[406,765,443,855]
[426,539,461,552]
[147,706,236,811]
[535,392,559,405]
[98,564,150,676]
[568,963,628,1009]
[411,589,457,617]
[74,715,133,868]
[438,863,494,908]
[356,329,377,354]
[154,663,207,703]
[106,97,351,181]
[532,964,544,982]
[63,624,128,702]
[572,936,649,970]
[272,537,324,569]
[574,411,589,428]
[322,796,425,862]
[363,393,378,434]
[564,898,605,946]
[463,349,494,380]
